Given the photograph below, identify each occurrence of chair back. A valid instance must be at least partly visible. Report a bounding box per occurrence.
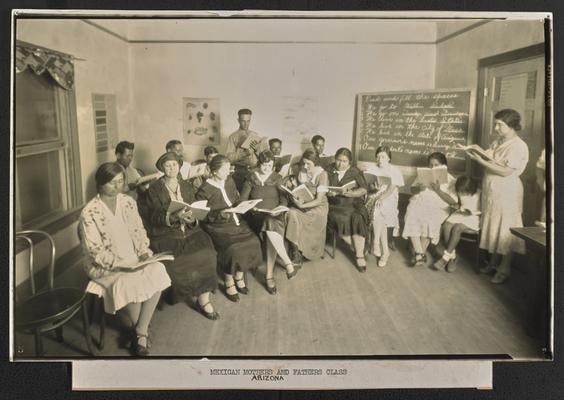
[15,230,56,295]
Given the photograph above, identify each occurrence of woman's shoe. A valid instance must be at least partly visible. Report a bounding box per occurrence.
[265,277,277,295]
[412,253,425,266]
[377,254,389,268]
[446,257,458,273]
[356,257,367,272]
[479,263,497,274]
[432,258,448,271]
[223,284,240,302]
[132,334,150,357]
[491,271,509,284]
[286,263,300,280]
[197,301,220,320]
[234,277,249,295]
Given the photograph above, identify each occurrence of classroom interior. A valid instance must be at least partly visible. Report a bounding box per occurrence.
[13,15,550,359]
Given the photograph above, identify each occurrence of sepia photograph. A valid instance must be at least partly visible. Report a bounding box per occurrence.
[10,10,552,369]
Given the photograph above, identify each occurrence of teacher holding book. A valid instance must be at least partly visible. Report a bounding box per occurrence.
[79,162,171,356]
[461,109,529,284]
[145,152,220,320]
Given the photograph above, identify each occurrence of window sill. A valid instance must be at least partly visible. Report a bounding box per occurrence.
[15,206,84,254]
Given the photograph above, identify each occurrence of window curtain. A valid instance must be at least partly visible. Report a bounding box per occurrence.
[15,41,74,90]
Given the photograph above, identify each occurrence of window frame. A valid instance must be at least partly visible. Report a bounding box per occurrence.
[14,68,83,231]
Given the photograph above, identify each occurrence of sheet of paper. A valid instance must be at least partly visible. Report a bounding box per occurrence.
[72,360,492,390]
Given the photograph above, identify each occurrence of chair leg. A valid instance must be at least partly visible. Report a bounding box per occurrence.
[99,297,106,351]
[34,329,44,357]
[81,301,96,356]
[55,326,64,343]
[331,229,336,259]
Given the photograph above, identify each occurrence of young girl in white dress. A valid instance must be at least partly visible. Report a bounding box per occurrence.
[402,152,457,266]
[432,176,481,272]
[365,146,404,267]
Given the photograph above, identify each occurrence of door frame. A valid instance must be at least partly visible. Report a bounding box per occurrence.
[475,43,546,152]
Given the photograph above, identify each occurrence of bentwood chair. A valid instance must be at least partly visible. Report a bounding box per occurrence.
[15,230,95,357]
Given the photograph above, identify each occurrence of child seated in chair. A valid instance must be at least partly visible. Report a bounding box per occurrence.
[432,176,481,272]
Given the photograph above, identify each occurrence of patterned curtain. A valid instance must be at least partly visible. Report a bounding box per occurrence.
[15,41,74,90]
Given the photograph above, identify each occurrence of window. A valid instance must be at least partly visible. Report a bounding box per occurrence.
[15,49,82,230]
[92,94,118,154]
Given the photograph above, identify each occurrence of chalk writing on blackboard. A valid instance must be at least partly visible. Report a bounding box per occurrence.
[354,90,472,170]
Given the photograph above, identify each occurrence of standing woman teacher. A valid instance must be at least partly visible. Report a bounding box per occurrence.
[462,108,529,284]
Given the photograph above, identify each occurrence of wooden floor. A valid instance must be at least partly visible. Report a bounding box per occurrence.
[14,239,545,359]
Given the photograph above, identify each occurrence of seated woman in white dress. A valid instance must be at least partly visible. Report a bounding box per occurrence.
[364,146,404,268]
[79,162,171,356]
[402,152,458,266]
[431,175,481,272]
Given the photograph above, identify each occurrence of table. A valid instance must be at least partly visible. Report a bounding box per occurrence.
[510,227,549,345]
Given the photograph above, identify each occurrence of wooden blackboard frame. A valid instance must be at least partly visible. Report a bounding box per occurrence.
[352,88,476,177]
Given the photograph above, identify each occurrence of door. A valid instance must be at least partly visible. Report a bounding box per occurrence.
[477,55,545,226]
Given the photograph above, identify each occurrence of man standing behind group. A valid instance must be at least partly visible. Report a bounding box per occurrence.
[166,140,191,180]
[311,134,327,158]
[226,108,263,189]
[115,141,143,200]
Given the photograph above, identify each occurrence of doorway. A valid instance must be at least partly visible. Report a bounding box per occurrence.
[476,44,546,226]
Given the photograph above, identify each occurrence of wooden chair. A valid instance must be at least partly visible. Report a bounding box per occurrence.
[76,225,106,351]
[15,230,94,357]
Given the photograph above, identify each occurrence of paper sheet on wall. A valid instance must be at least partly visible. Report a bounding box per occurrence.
[183,97,221,146]
[498,72,528,123]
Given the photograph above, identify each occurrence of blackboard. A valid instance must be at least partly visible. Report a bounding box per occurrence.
[353,89,474,171]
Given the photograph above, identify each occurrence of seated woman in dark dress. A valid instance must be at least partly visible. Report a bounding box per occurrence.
[145,152,220,320]
[240,151,299,295]
[326,147,369,271]
[196,155,263,303]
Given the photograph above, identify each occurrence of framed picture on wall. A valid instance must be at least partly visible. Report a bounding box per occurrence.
[182,97,220,145]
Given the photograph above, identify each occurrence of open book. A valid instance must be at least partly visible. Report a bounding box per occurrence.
[224,199,263,214]
[275,154,297,177]
[456,143,497,163]
[240,132,265,150]
[120,252,175,272]
[327,180,357,194]
[254,205,290,215]
[363,172,392,188]
[167,199,210,220]
[137,171,164,185]
[416,166,448,186]
[187,162,209,180]
[280,184,315,203]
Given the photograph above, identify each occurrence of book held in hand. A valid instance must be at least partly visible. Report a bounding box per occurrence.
[224,199,263,214]
[327,180,357,194]
[187,162,209,180]
[280,184,315,203]
[363,171,392,188]
[167,199,210,220]
[240,132,265,150]
[275,154,300,177]
[456,143,499,164]
[121,252,175,272]
[137,171,164,185]
[254,205,290,215]
[416,166,448,186]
